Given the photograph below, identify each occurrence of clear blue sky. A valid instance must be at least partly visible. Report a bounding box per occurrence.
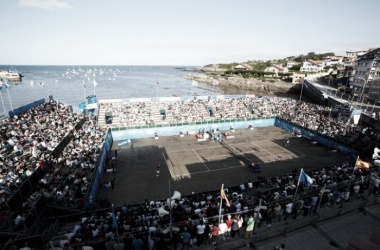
[1,0,379,66]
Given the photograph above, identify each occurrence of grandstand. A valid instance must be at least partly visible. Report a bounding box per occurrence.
[1,95,379,249]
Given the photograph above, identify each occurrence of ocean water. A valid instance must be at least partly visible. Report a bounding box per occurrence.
[0,65,225,111]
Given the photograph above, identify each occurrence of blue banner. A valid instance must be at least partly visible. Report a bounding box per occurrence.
[87,129,113,209]
[274,118,357,159]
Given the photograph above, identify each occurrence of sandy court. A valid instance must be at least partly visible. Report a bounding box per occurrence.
[102,126,350,206]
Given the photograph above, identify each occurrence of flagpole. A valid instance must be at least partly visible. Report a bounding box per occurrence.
[219,184,224,225]
[299,81,304,102]
[6,88,13,112]
[347,156,360,188]
[156,80,159,100]
[315,184,326,213]
[292,168,303,206]
[112,204,121,245]
[0,91,6,113]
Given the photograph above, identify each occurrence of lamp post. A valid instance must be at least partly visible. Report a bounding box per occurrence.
[358,77,367,102]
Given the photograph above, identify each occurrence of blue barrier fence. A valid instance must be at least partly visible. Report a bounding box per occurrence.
[110,117,276,140]
[86,129,113,209]
[9,98,46,117]
[275,118,357,159]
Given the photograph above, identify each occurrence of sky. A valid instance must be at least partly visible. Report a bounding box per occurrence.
[1,0,380,66]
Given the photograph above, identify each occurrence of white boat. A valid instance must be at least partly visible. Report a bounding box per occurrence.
[30,80,34,85]
[55,79,59,83]
[108,78,111,81]
[0,70,22,81]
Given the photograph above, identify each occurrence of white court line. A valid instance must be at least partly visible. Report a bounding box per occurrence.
[167,145,223,153]
[166,140,272,153]
[271,139,306,157]
[205,150,259,159]
[192,149,210,171]
[173,161,265,177]
[250,142,281,161]
[162,153,175,179]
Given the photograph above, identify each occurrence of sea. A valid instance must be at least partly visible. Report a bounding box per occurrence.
[0,65,233,112]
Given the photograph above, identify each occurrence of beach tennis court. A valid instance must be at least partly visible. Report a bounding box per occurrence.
[163,136,306,179]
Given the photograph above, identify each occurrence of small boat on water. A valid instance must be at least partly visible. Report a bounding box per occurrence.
[30,80,34,85]
[38,81,45,87]
[0,69,22,81]
[55,79,59,84]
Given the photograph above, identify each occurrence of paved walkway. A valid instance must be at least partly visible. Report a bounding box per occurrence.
[189,202,380,250]
[252,204,380,250]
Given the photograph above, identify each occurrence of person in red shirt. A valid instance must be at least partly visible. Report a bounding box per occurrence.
[211,223,220,245]
[225,214,233,239]
[156,164,160,177]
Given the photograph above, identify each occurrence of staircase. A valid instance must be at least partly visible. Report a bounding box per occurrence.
[97,108,106,127]
[201,106,212,121]
[152,106,163,125]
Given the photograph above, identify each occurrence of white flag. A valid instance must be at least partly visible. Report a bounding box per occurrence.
[192,80,198,86]
[213,80,219,85]
[93,79,97,87]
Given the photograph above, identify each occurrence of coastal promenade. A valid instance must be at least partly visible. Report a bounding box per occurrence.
[305,75,380,114]
[192,201,380,250]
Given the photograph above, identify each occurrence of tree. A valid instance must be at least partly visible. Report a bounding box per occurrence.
[291,64,301,71]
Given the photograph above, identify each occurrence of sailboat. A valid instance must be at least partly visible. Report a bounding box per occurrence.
[30,80,34,85]
[55,79,59,84]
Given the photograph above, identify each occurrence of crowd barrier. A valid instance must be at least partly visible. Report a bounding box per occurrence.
[86,129,113,209]
[275,117,358,159]
[110,117,276,141]
[9,98,46,118]
[6,167,44,211]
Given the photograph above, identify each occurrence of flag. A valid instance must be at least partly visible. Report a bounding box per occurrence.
[156,80,159,85]
[213,80,219,85]
[112,205,118,229]
[302,81,308,89]
[192,80,198,86]
[355,158,371,169]
[3,78,9,88]
[83,80,86,89]
[220,186,230,207]
[300,169,313,186]
[93,79,97,87]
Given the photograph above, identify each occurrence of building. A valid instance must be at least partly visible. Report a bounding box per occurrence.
[292,73,306,84]
[232,63,254,71]
[300,60,324,72]
[265,65,288,76]
[345,50,372,64]
[351,47,380,100]
[286,61,300,68]
[323,56,344,67]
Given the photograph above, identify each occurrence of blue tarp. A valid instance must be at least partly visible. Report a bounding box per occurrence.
[9,98,46,117]
[86,129,113,209]
[274,118,357,159]
[111,118,276,141]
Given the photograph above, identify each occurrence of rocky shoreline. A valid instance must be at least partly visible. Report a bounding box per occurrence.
[183,74,302,97]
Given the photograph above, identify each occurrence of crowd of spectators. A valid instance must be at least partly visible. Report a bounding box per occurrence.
[33,118,106,208]
[0,100,79,209]
[205,97,253,120]
[53,159,380,250]
[167,100,206,123]
[100,102,155,127]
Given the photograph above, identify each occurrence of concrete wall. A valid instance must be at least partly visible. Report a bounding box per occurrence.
[111,118,276,141]
[303,80,328,105]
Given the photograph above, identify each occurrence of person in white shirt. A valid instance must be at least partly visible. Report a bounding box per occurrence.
[218,220,228,243]
[196,220,206,247]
